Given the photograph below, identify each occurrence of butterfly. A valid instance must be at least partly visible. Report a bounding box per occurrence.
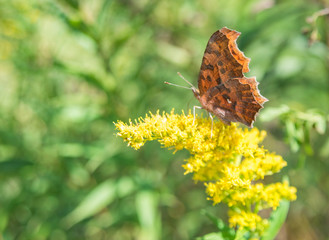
[191,27,268,128]
[166,27,267,128]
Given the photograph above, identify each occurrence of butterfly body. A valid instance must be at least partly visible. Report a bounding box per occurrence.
[194,27,268,128]
[192,85,239,125]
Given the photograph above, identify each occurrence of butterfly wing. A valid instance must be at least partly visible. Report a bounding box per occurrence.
[199,78,264,127]
[198,27,249,94]
[197,27,267,127]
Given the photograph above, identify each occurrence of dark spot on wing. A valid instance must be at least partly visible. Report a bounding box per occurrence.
[214,50,222,57]
[217,60,223,66]
[205,46,213,54]
[222,94,229,100]
[215,84,225,92]
[231,101,237,110]
[227,70,237,78]
[202,64,214,70]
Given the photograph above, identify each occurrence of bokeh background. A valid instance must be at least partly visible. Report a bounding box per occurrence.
[0,0,328,239]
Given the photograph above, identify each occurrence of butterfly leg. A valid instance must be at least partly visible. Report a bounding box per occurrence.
[193,106,202,125]
[209,112,214,138]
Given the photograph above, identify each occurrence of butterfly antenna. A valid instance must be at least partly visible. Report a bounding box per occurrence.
[177,72,196,89]
[164,82,192,90]
[164,72,197,90]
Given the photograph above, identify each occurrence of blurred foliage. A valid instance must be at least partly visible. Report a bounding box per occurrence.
[0,0,328,239]
[261,105,327,155]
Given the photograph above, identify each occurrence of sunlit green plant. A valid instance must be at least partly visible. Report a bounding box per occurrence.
[261,105,327,155]
[115,110,296,240]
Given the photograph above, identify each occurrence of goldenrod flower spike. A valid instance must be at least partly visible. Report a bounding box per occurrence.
[115,109,297,236]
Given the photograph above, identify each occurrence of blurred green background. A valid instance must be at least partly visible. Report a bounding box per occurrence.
[0,0,328,239]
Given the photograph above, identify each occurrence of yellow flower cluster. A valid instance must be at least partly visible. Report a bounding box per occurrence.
[115,110,297,235]
[228,210,268,233]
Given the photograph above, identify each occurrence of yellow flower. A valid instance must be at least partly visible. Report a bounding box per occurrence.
[262,181,297,210]
[239,153,287,181]
[226,182,296,210]
[228,210,268,232]
[115,109,297,235]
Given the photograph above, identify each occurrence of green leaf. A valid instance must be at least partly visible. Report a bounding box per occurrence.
[0,159,33,173]
[201,210,225,230]
[320,137,329,157]
[285,120,300,152]
[136,191,161,240]
[313,114,327,134]
[262,200,290,240]
[62,180,116,228]
[196,232,225,240]
[201,210,236,240]
[259,105,290,122]
[234,228,249,240]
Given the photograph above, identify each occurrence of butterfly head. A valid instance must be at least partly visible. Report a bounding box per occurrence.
[191,87,200,100]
